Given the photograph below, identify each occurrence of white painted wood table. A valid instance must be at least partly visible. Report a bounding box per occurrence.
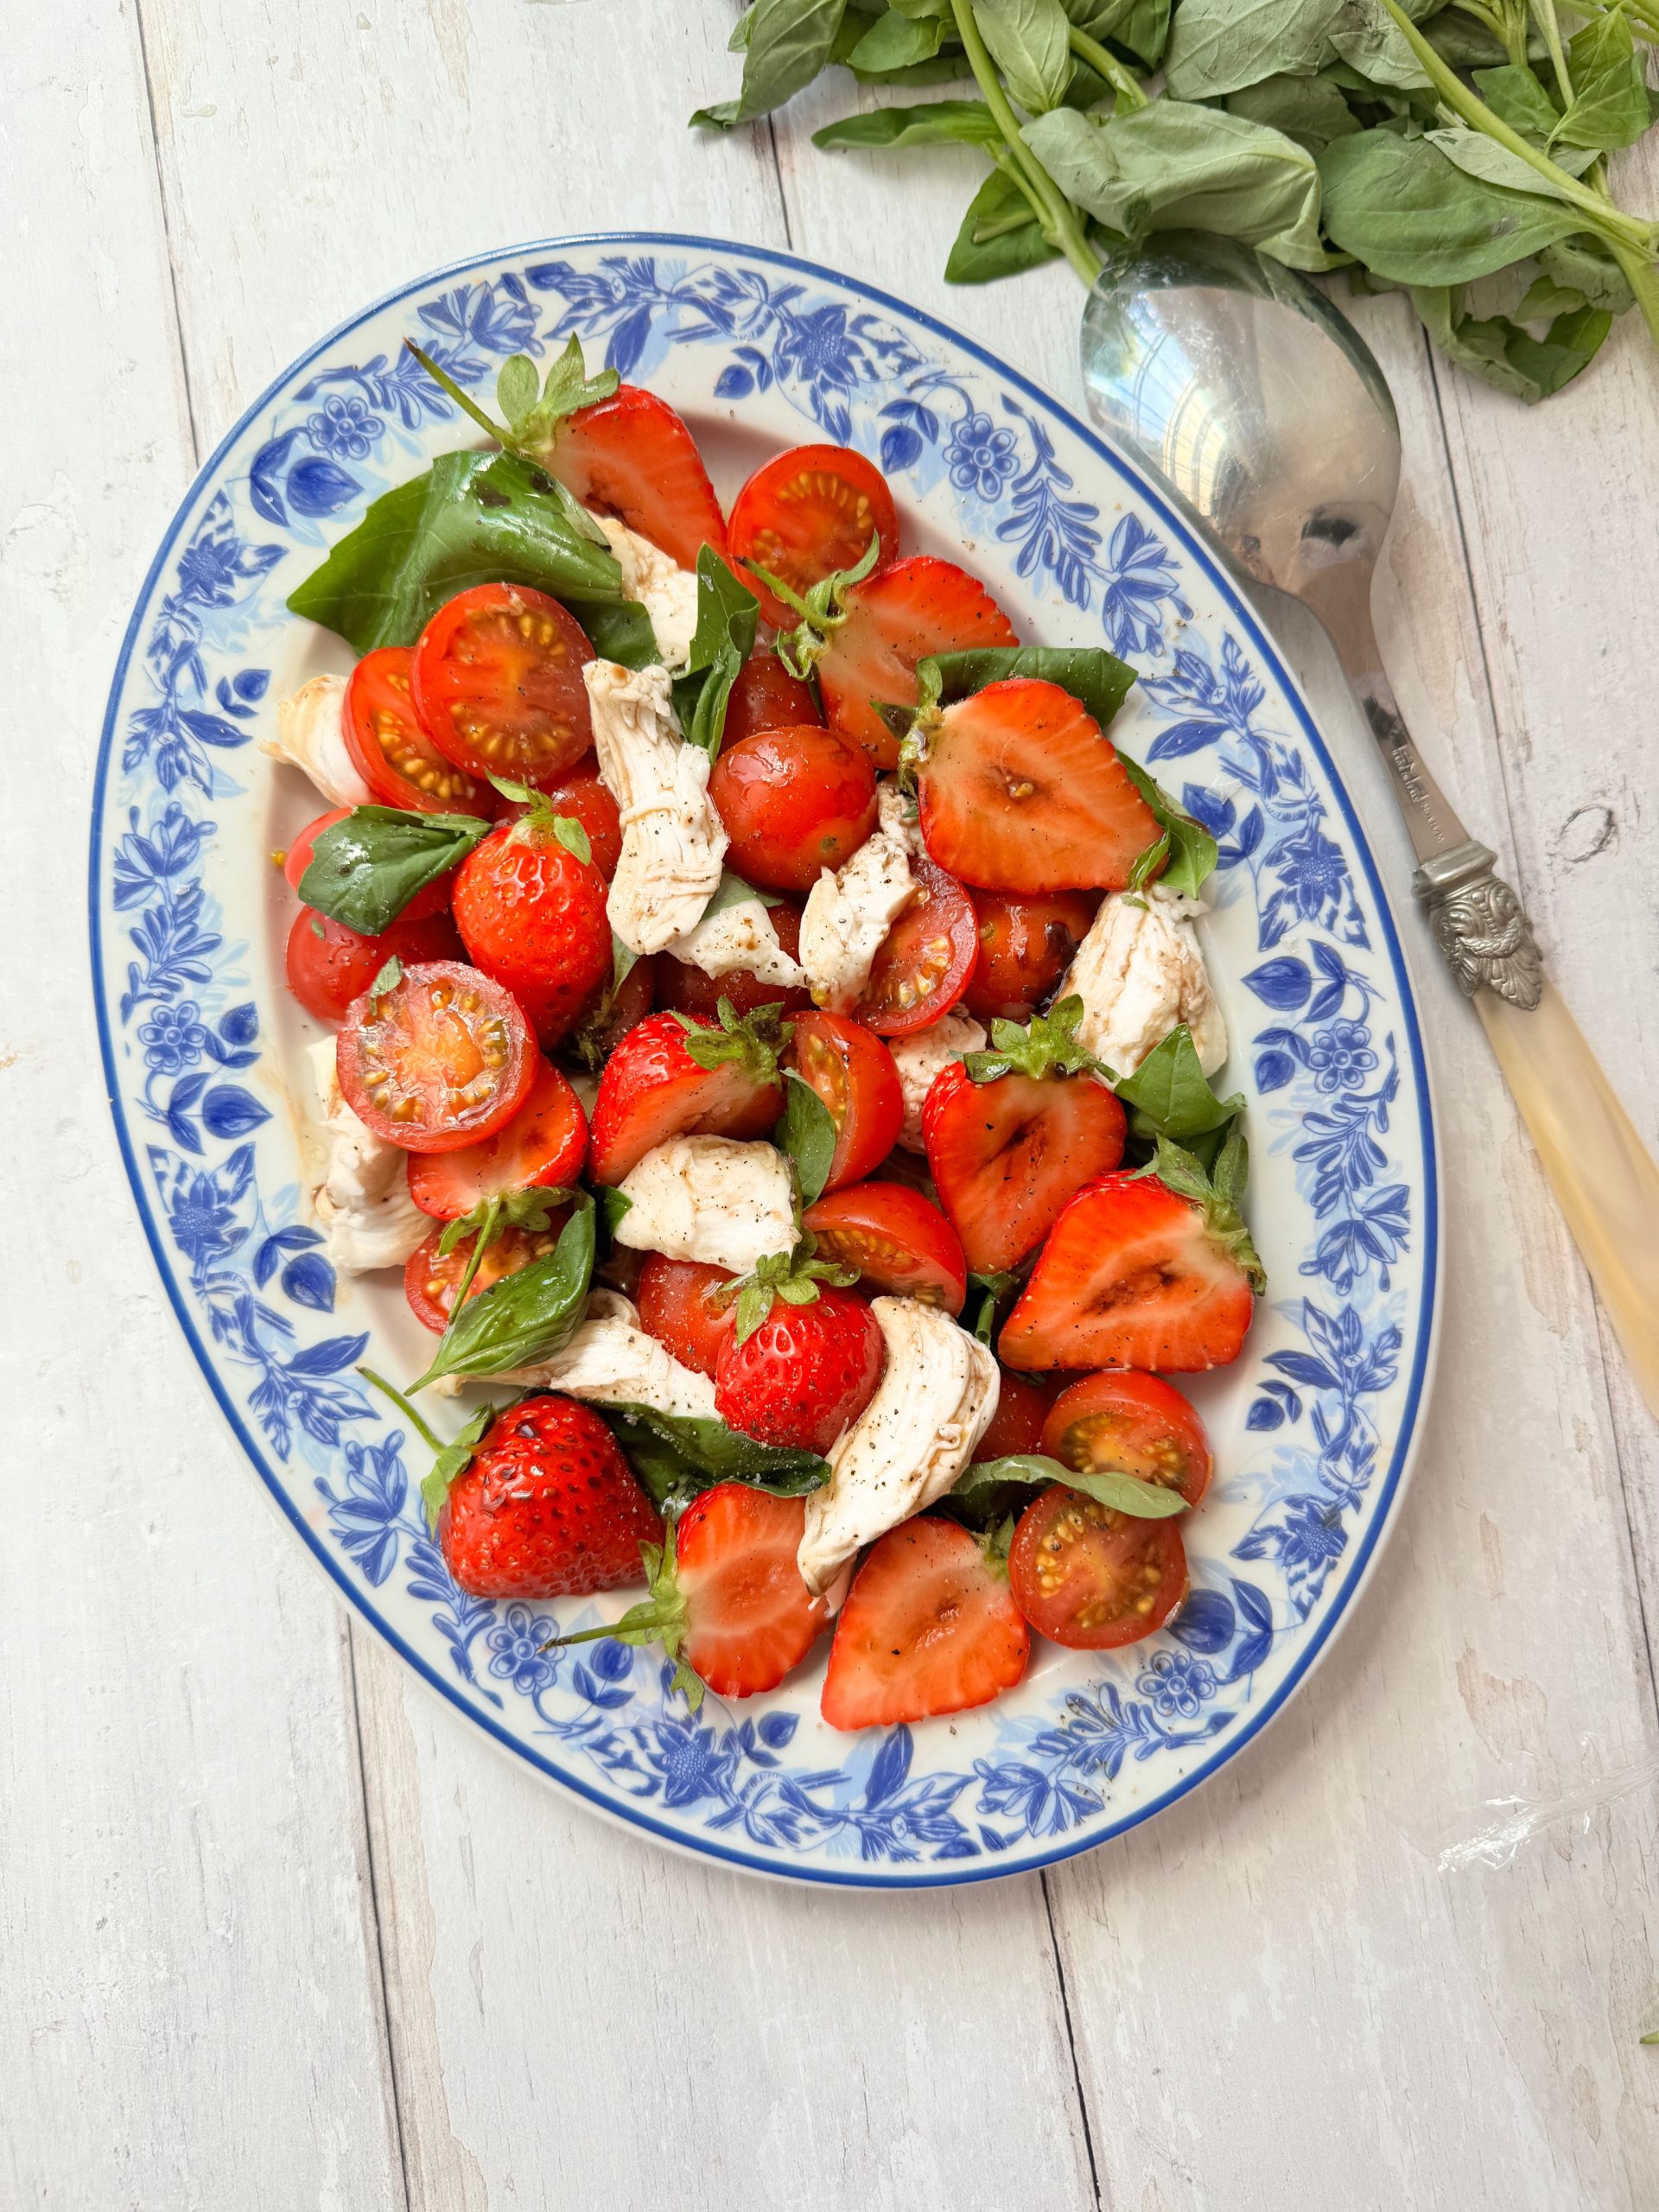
[7,5,1659,2205]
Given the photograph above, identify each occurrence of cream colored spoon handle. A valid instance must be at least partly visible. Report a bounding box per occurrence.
[1473,981,1659,1419]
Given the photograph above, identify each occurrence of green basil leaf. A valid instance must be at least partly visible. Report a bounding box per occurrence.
[1025,101,1331,272]
[1553,7,1655,153]
[367,955,403,997]
[944,167,1059,283]
[287,450,625,653]
[963,1268,1020,1347]
[693,0,849,127]
[775,1070,839,1207]
[1164,0,1338,102]
[420,1402,497,1529]
[846,8,944,68]
[1536,235,1635,315]
[924,643,1136,728]
[1226,72,1362,157]
[1325,0,1433,92]
[599,1402,830,1514]
[812,96,1002,149]
[976,0,1072,115]
[297,804,492,934]
[1318,130,1583,285]
[1423,127,1580,207]
[951,1452,1189,1517]
[1116,753,1217,897]
[1471,62,1562,145]
[1411,284,1611,402]
[412,1198,596,1389]
[1516,270,1587,320]
[702,870,785,921]
[1065,0,1170,69]
[582,599,661,670]
[1114,1024,1244,1143]
[672,549,760,760]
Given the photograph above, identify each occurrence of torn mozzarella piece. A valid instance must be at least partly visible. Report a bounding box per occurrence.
[262,675,372,806]
[890,1012,988,1151]
[594,516,701,673]
[303,1037,428,1274]
[798,1296,999,1596]
[1060,884,1228,1077]
[664,881,806,988]
[798,782,916,1013]
[587,660,728,956]
[613,1135,796,1279]
[512,1289,717,1421]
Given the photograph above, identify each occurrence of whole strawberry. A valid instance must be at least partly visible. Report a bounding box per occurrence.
[714,1243,884,1455]
[452,792,611,1048]
[439,1394,663,1600]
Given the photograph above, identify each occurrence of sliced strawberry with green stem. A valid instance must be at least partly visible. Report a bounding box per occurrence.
[588,1001,791,1185]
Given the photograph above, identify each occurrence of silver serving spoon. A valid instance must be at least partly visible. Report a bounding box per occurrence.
[1080,231,1659,1414]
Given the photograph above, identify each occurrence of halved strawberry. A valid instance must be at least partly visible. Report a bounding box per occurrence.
[588,1002,788,1185]
[915,678,1159,892]
[408,1057,588,1219]
[551,1484,830,1704]
[815,556,1018,770]
[543,385,728,571]
[921,1000,1128,1274]
[820,1517,1030,1732]
[999,1145,1263,1373]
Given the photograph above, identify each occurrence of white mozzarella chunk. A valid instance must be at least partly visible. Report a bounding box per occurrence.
[664,881,806,988]
[262,675,372,806]
[594,516,702,673]
[797,1296,999,1596]
[1059,884,1229,1077]
[587,660,728,956]
[889,1012,988,1151]
[798,782,916,1013]
[513,1289,718,1421]
[613,1135,796,1279]
[303,1037,428,1274]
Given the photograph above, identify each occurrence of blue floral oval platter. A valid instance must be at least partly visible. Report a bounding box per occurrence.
[92,236,1439,1886]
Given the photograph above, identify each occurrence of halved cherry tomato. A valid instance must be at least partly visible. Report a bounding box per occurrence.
[657,902,810,1022]
[283,906,462,1025]
[708,723,876,895]
[283,804,452,922]
[1008,1489,1189,1649]
[1041,1371,1212,1508]
[973,1368,1060,1464]
[722,649,823,747]
[635,1255,737,1378]
[404,1214,571,1332]
[411,584,594,791]
[787,1012,904,1194]
[803,1182,966,1314]
[729,444,901,631]
[407,1058,588,1219]
[858,855,979,1036]
[337,959,536,1153]
[345,645,497,816]
[965,889,1100,1025]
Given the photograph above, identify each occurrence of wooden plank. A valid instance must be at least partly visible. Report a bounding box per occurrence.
[2,5,404,2203]
[132,4,1096,2201]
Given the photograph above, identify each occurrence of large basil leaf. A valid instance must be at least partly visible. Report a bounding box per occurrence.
[1423,128,1580,207]
[1113,1024,1245,1145]
[1319,130,1585,285]
[774,1071,839,1207]
[599,1402,830,1514]
[692,0,849,127]
[287,450,625,653]
[1326,0,1433,92]
[976,0,1073,115]
[845,8,944,69]
[1553,7,1655,153]
[297,804,492,934]
[947,1452,1190,1529]
[1116,754,1217,897]
[671,550,760,760]
[1536,234,1634,315]
[1025,103,1330,272]
[1164,0,1338,102]
[411,1199,596,1389]
[812,97,1002,150]
[582,599,662,670]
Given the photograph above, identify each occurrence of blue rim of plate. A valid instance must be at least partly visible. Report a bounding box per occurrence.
[90,232,1439,1885]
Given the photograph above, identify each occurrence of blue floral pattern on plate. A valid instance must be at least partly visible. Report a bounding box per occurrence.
[92,237,1438,1886]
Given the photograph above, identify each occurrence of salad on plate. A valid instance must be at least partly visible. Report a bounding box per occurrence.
[268,333,1265,1732]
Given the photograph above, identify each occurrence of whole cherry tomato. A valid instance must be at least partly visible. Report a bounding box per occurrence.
[709,724,876,895]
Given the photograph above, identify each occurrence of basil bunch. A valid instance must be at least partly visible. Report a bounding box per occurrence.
[695,0,1659,399]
